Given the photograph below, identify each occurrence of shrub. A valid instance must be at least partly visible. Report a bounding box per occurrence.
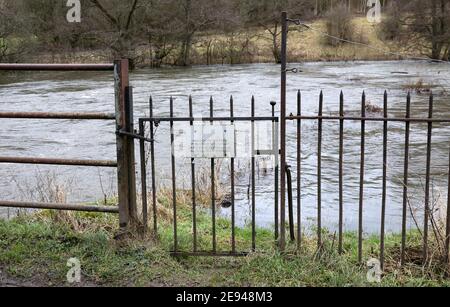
[324,4,354,46]
[378,14,402,41]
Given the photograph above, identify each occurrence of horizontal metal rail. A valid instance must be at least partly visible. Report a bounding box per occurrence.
[0,112,115,120]
[0,64,114,71]
[140,116,278,123]
[170,251,249,257]
[287,115,450,123]
[0,157,117,167]
[0,201,119,213]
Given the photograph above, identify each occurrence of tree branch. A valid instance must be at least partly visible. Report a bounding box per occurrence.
[90,0,119,29]
[125,0,139,31]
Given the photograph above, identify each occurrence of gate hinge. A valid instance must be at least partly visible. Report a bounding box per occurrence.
[116,130,153,142]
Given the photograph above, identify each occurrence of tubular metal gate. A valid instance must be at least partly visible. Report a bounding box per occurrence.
[0,60,139,229]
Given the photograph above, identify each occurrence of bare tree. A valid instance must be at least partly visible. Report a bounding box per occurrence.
[387,0,450,61]
[243,0,313,63]
[89,0,140,64]
[173,0,230,66]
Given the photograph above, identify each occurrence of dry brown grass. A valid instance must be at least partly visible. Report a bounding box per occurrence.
[402,79,435,94]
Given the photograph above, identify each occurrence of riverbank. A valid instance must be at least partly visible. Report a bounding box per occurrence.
[1,194,449,287]
[25,18,420,68]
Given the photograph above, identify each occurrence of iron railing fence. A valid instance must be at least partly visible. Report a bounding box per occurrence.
[287,90,450,269]
[138,95,280,257]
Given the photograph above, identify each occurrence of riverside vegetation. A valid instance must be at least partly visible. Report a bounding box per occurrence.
[1,191,450,287]
[1,1,449,67]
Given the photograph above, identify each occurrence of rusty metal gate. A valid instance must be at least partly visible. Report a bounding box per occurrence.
[138,96,281,257]
[0,60,139,230]
[139,12,450,263]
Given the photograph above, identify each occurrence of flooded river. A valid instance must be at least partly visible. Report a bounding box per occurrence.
[0,61,449,234]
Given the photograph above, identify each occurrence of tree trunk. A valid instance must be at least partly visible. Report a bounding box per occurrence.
[272,34,281,64]
[178,33,193,66]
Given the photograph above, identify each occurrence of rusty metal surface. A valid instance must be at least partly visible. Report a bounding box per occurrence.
[0,201,119,213]
[230,96,236,253]
[138,94,280,257]
[139,119,148,232]
[296,91,301,249]
[271,101,279,242]
[287,115,450,123]
[0,63,114,71]
[317,91,323,249]
[279,11,288,251]
[251,96,256,251]
[358,92,366,263]
[190,96,198,252]
[170,251,249,257]
[210,97,217,253]
[0,59,136,235]
[0,156,117,167]
[141,117,277,123]
[0,112,115,120]
[286,165,295,242]
[423,94,434,262]
[401,93,412,266]
[170,97,178,252]
[149,97,158,235]
[338,91,344,254]
[380,91,388,270]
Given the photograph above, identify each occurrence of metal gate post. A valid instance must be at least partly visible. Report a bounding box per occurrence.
[280,12,288,251]
[114,59,138,229]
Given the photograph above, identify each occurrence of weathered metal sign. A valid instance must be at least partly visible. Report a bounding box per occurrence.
[172,121,277,159]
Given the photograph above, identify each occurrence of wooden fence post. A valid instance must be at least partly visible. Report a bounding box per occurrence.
[114,59,138,230]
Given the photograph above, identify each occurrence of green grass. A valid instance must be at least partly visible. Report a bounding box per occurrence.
[0,197,449,287]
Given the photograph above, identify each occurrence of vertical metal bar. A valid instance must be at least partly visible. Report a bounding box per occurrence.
[317,91,323,249]
[139,119,148,233]
[359,91,366,263]
[401,92,411,266]
[423,93,434,262]
[286,166,295,242]
[189,96,197,252]
[124,86,138,225]
[230,96,236,253]
[271,101,279,242]
[280,11,288,251]
[170,97,178,252]
[149,97,158,236]
[251,96,256,251]
[338,91,344,254]
[380,91,388,270]
[210,97,217,253]
[297,90,302,249]
[446,145,450,264]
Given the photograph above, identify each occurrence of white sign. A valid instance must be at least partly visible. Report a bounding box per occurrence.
[173,121,276,159]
